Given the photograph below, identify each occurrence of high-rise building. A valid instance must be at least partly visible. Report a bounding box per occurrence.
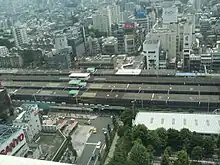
[12,25,28,48]
[193,0,201,11]
[102,37,118,55]
[142,40,160,70]
[54,34,68,50]
[92,12,111,34]
[117,27,125,53]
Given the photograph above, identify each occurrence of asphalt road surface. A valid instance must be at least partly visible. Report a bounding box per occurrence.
[77,116,112,165]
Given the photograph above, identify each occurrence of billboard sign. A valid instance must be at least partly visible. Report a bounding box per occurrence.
[0,130,26,155]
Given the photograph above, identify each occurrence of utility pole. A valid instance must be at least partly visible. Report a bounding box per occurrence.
[131,100,136,119]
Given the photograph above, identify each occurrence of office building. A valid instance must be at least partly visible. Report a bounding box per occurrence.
[87,37,101,56]
[142,40,160,70]
[193,0,201,11]
[102,37,118,55]
[117,26,125,53]
[0,54,23,68]
[147,27,177,60]
[211,41,220,71]
[12,25,28,47]
[54,34,68,50]
[92,8,111,34]
[45,46,72,69]
[13,104,42,143]
[0,46,9,56]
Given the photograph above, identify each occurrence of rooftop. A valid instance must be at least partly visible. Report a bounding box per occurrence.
[0,125,21,146]
[135,112,220,134]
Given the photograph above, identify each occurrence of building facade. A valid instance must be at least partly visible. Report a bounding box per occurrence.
[12,25,28,47]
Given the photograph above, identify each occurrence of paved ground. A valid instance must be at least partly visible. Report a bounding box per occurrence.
[71,125,93,158]
[77,116,112,165]
[37,133,64,160]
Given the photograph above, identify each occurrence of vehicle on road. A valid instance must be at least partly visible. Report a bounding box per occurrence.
[96,141,101,149]
[84,120,91,125]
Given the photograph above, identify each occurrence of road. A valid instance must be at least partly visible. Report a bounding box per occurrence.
[77,117,112,165]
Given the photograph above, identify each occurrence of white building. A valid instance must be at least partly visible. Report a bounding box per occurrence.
[0,46,9,56]
[162,7,178,24]
[12,25,28,47]
[142,40,160,70]
[193,0,201,11]
[13,104,42,142]
[92,4,121,34]
[92,8,111,34]
[54,34,68,50]
[109,4,121,24]
[135,112,220,134]
[0,125,29,157]
[147,27,176,60]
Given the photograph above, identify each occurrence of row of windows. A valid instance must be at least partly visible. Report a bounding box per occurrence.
[149,118,214,127]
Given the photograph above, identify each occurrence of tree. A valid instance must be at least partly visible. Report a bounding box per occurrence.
[167,129,181,151]
[112,115,118,130]
[128,141,152,165]
[179,128,192,151]
[107,124,112,140]
[174,150,189,165]
[144,131,161,151]
[156,128,168,151]
[104,131,110,149]
[120,109,133,126]
[132,124,148,141]
[118,125,130,137]
[164,146,172,157]
[161,151,172,165]
[217,135,220,148]
[203,136,214,158]
[191,146,203,161]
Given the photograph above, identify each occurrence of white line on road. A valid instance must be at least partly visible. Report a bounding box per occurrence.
[85,142,98,145]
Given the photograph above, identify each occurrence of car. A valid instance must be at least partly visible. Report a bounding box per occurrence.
[84,120,91,125]
[92,128,97,134]
[96,141,101,149]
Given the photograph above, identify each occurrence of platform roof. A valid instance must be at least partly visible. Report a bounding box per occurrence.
[135,112,220,134]
[115,69,142,75]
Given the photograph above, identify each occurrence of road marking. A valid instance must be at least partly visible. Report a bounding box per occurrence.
[85,142,98,145]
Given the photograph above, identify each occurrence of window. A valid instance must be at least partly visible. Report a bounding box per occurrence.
[148,51,156,54]
[150,117,154,124]
[183,119,186,125]
[172,118,175,125]
[161,118,164,124]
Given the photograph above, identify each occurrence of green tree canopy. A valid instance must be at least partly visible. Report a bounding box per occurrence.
[120,109,133,126]
[161,150,172,165]
[128,141,152,165]
[167,128,181,151]
[203,136,215,158]
[132,124,148,141]
[191,146,203,161]
[174,150,189,165]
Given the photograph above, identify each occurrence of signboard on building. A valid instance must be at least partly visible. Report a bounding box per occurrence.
[0,130,26,156]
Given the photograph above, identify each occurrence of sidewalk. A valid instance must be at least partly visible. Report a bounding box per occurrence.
[104,134,119,165]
